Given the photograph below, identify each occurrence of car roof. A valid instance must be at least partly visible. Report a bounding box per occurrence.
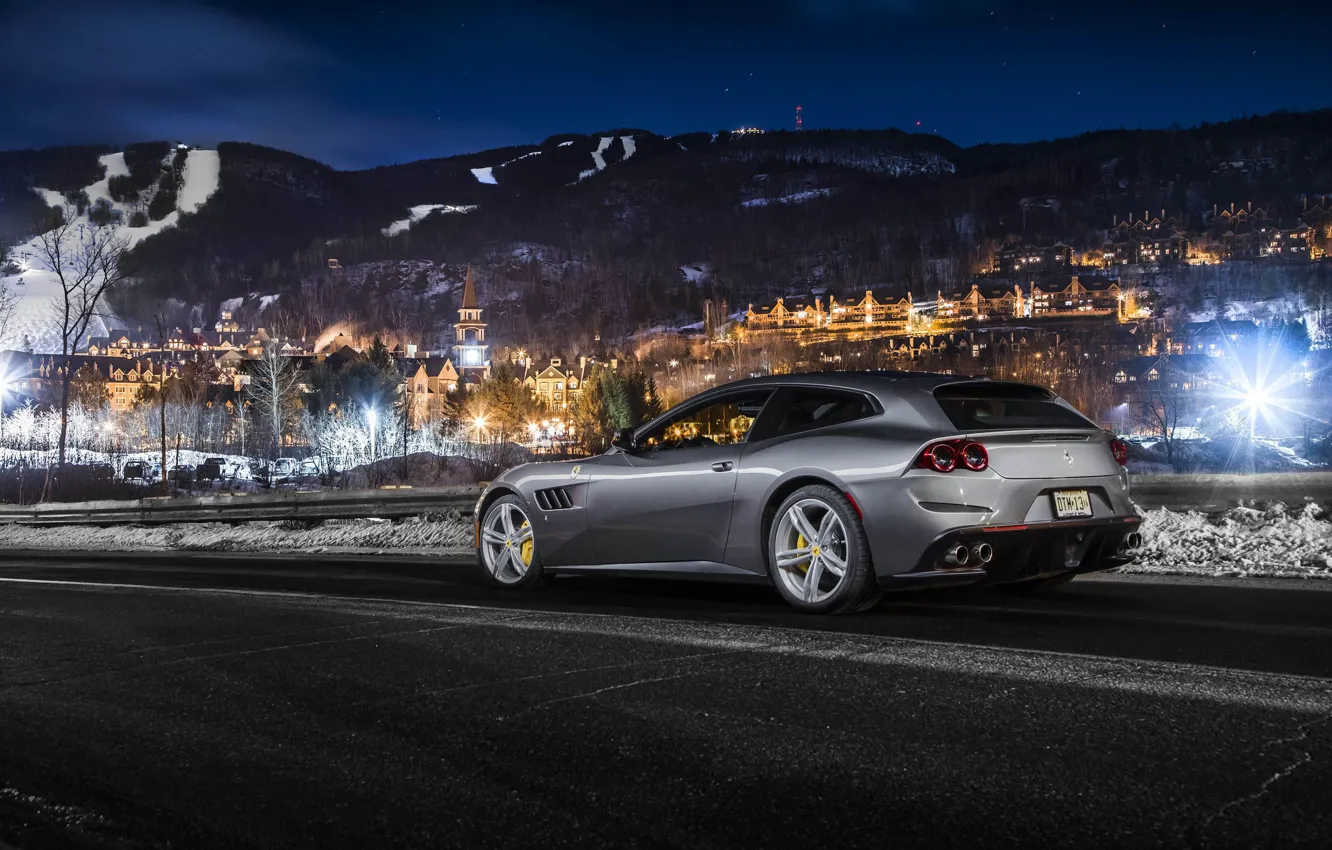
[700,370,994,397]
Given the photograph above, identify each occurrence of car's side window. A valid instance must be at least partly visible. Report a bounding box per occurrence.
[639,391,773,452]
[770,388,876,438]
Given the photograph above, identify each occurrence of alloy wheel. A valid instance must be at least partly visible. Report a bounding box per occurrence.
[772,498,850,604]
[480,501,535,584]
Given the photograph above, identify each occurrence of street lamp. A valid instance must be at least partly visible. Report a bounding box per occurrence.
[0,372,9,442]
[367,408,378,459]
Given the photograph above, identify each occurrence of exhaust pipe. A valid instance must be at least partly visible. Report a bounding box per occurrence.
[942,544,970,567]
[971,542,994,565]
[1119,532,1144,553]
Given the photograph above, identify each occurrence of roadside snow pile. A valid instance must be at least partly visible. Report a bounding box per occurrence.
[0,514,473,556]
[1126,502,1332,579]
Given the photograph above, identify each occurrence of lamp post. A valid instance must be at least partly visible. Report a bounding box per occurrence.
[367,408,377,461]
[0,373,9,443]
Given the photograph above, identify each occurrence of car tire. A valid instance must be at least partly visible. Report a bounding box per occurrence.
[477,494,547,590]
[767,484,880,615]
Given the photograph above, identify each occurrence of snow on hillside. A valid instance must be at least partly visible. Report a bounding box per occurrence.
[740,188,833,208]
[577,136,635,182]
[381,204,477,236]
[177,150,219,214]
[469,149,544,186]
[680,263,711,285]
[0,149,221,352]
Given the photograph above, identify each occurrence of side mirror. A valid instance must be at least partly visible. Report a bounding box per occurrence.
[610,427,638,454]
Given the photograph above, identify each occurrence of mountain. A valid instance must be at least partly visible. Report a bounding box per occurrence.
[2,111,1332,353]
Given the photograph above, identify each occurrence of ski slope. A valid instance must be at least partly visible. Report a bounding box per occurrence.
[382,204,478,236]
[0,149,221,353]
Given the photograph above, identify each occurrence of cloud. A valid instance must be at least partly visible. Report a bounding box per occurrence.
[0,0,466,168]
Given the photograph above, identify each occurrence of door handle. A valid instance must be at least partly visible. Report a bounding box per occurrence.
[711,461,734,472]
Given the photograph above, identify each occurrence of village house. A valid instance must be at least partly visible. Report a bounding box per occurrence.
[1028,275,1123,317]
[403,357,462,426]
[991,242,1072,276]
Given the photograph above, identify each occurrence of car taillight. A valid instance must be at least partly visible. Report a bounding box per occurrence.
[1110,438,1128,466]
[961,442,989,471]
[916,440,988,473]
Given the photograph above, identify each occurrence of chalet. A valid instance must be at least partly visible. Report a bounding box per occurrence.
[992,242,1072,276]
[826,290,912,329]
[745,294,828,331]
[1168,320,1260,357]
[404,357,461,425]
[1028,275,1122,316]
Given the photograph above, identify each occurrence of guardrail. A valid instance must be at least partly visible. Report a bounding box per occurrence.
[0,486,483,527]
[0,473,1327,528]
[1129,472,1332,512]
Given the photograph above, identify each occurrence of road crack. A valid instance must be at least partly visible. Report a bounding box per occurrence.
[1191,711,1332,845]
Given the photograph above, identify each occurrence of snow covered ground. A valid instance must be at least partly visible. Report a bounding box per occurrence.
[740,188,833,208]
[381,204,477,236]
[0,514,472,556]
[1,148,221,352]
[1,501,1328,579]
[1125,502,1332,579]
[577,136,635,182]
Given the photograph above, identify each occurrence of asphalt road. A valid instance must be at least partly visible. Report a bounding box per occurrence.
[1,553,1330,849]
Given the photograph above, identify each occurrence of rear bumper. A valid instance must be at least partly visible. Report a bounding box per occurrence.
[878,515,1142,591]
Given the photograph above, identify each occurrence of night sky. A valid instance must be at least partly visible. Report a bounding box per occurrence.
[2,0,1329,169]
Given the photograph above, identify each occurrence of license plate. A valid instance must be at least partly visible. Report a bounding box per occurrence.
[1052,490,1092,518]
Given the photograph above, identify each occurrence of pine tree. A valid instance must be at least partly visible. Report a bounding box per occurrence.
[367,335,393,370]
[643,373,663,419]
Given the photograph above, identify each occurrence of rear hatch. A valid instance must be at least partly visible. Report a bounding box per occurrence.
[932,382,1119,479]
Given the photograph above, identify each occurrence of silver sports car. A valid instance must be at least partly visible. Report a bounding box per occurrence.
[474,372,1143,614]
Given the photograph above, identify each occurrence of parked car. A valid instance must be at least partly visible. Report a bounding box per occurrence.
[473,372,1144,615]
[122,460,160,483]
[196,457,227,482]
[256,457,299,488]
[168,464,196,486]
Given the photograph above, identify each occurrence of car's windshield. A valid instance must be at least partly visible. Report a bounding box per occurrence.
[934,383,1096,430]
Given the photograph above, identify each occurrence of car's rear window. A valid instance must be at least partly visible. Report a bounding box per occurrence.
[933,383,1095,431]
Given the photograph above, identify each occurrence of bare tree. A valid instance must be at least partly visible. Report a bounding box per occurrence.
[31,204,132,474]
[0,285,19,349]
[1139,363,1193,468]
[246,344,302,462]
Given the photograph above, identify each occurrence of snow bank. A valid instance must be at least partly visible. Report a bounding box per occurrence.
[0,515,473,556]
[1123,502,1332,579]
[3,498,1327,580]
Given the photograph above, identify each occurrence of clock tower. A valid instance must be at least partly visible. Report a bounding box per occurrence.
[453,266,489,380]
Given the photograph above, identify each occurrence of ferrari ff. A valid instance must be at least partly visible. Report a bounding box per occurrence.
[474,372,1143,614]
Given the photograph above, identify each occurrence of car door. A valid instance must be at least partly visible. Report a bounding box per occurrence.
[586,388,776,566]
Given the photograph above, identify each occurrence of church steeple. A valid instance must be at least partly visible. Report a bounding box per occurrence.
[461,266,479,310]
[453,266,489,381]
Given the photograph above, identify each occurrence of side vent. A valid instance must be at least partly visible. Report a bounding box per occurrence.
[534,487,574,511]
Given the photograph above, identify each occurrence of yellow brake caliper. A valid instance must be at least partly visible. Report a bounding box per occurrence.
[796,534,809,574]
[520,520,534,566]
